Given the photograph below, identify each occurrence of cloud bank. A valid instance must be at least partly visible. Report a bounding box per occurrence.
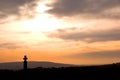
[47,0,120,19]
[0,43,20,49]
[48,27,120,42]
[0,0,39,22]
[70,50,120,59]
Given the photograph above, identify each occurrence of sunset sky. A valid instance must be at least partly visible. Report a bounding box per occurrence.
[0,0,120,65]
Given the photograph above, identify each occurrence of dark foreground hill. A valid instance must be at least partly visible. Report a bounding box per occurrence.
[0,63,120,80]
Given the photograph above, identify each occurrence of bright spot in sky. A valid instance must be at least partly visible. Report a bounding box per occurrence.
[22,0,62,32]
[23,14,61,32]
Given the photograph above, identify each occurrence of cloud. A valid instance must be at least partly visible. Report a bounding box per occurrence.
[16,31,31,34]
[0,43,20,49]
[69,50,120,59]
[47,0,120,19]
[48,27,120,42]
[0,0,39,22]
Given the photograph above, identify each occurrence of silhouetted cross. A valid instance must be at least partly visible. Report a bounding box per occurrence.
[23,55,28,71]
[23,55,28,61]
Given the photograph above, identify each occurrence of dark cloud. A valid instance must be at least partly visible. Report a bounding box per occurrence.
[47,0,120,19]
[70,50,120,59]
[0,43,20,49]
[16,31,31,34]
[48,27,120,42]
[0,0,39,21]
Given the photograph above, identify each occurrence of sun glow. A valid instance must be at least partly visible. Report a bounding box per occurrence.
[23,14,61,32]
[22,0,61,32]
[10,0,63,45]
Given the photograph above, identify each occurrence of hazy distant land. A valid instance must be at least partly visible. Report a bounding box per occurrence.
[0,61,75,70]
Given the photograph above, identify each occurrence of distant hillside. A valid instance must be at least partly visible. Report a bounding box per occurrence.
[0,61,74,70]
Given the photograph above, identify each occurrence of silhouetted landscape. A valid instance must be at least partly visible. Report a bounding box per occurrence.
[0,62,120,80]
[0,61,74,70]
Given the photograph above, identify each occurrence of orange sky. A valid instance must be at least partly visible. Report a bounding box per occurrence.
[0,0,120,65]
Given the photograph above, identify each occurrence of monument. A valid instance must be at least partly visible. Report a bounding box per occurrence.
[23,55,28,71]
